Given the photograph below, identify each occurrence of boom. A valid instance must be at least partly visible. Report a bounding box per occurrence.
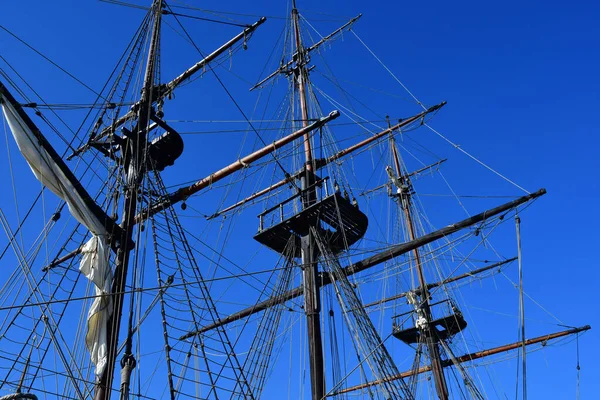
[334,325,591,395]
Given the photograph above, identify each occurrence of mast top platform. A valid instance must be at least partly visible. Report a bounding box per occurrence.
[392,299,467,345]
[254,176,368,258]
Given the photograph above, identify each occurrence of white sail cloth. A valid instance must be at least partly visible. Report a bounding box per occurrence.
[79,236,112,377]
[1,98,113,376]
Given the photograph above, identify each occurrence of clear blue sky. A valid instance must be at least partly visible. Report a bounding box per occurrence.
[0,0,598,399]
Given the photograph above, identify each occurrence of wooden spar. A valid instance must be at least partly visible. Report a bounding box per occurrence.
[332,325,591,395]
[324,102,445,164]
[362,257,517,309]
[208,102,446,219]
[138,110,340,221]
[208,176,293,219]
[42,247,84,271]
[180,189,546,338]
[164,16,266,97]
[342,189,544,276]
[250,14,362,91]
[406,159,447,179]
[85,17,266,146]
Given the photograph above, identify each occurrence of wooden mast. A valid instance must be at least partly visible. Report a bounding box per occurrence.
[95,1,163,399]
[291,1,325,399]
[389,135,449,399]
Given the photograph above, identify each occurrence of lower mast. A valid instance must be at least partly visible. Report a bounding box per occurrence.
[292,1,325,399]
[95,1,163,399]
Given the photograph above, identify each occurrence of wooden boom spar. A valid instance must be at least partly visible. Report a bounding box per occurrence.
[208,102,446,219]
[164,16,266,98]
[70,16,267,156]
[180,188,546,339]
[320,103,443,165]
[333,325,591,395]
[138,110,340,220]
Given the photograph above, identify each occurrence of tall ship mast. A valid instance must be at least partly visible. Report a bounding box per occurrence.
[0,1,591,399]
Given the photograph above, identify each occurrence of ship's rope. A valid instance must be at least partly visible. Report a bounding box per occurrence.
[407,341,422,396]
[349,30,427,111]
[0,60,112,176]
[301,13,393,159]
[353,231,474,288]
[316,70,418,103]
[202,101,287,216]
[179,225,281,296]
[314,228,414,399]
[0,264,295,314]
[145,171,257,398]
[0,25,107,101]
[439,339,485,399]
[324,285,350,399]
[241,240,296,398]
[459,200,567,328]
[194,88,286,300]
[425,123,530,194]
[357,185,522,397]
[332,278,378,400]
[169,3,352,23]
[0,214,86,398]
[2,109,29,261]
[314,70,390,128]
[0,226,89,396]
[164,10,250,28]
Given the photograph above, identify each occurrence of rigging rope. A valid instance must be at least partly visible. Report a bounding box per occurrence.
[0,25,108,101]
[163,10,250,28]
[164,2,299,193]
[349,30,427,110]
[314,228,414,399]
[424,123,530,194]
[0,213,86,399]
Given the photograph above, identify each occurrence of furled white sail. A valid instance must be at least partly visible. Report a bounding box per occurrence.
[79,236,112,377]
[1,97,112,376]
